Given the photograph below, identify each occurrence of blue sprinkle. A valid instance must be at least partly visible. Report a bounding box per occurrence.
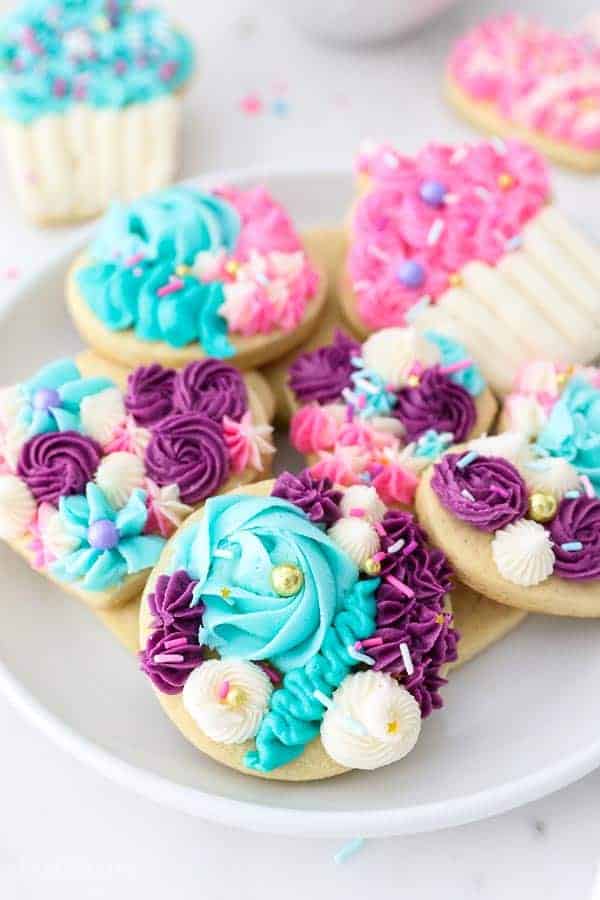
[360,472,372,483]
[334,838,365,865]
[565,490,581,499]
[561,542,583,552]
[351,356,365,369]
[271,98,289,117]
[457,450,479,469]
[348,645,375,666]
[505,234,523,252]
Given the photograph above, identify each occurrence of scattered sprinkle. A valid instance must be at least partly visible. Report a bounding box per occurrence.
[217,680,230,700]
[153,653,184,664]
[561,541,583,552]
[357,636,384,649]
[348,645,375,666]
[213,548,234,559]
[580,475,595,498]
[505,234,523,252]
[259,662,281,684]
[461,488,476,502]
[441,359,472,376]
[387,575,415,599]
[349,507,365,518]
[457,451,478,469]
[400,642,414,675]
[239,92,263,115]
[4,266,20,280]
[313,689,334,709]
[372,551,386,562]
[164,635,188,650]
[427,218,445,246]
[271,98,289,117]
[565,490,581,499]
[387,538,405,554]
[491,136,507,154]
[334,838,365,865]
[374,522,386,536]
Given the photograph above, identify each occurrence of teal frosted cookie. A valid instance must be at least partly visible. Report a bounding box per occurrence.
[0,0,194,223]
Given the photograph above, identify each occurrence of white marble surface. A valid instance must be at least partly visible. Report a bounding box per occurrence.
[1,0,599,897]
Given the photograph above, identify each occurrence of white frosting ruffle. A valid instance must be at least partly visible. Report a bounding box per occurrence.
[80,387,126,446]
[339,484,386,524]
[328,516,380,567]
[95,451,145,508]
[0,475,36,540]
[361,327,440,389]
[520,455,581,500]
[492,519,555,586]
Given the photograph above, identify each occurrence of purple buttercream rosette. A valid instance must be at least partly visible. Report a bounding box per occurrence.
[125,363,176,427]
[144,413,229,505]
[173,359,248,422]
[368,510,458,716]
[271,470,342,526]
[431,452,528,532]
[394,366,476,443]
[550,497,600,580]
[288,330,360,405]
[140,570,205,694]
[17,431,101,505]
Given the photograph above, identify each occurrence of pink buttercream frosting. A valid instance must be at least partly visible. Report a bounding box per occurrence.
[290,404,339,454]
[349,138,550,330]
[222,411,274,473]
[448,14,600,152]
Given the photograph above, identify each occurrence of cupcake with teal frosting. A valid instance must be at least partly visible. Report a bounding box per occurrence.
[138,475,459,781]
[0,0,194,223]
[67,183,326,370]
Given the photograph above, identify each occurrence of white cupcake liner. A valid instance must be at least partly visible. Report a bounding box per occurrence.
[0,92,182,224]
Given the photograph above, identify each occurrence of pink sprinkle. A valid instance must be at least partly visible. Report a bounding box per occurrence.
[374,522,386,536]
[402,540,417,556]
[387,575,415,599]
[157,276,184,297]
[159,60,178,82]
[125,251,145,267]
[349,507,365,517]
[440,359,472,375]
[164,635,188,650]
[259,663,282,684]
[357,395,367,409]
[240,92,263,115]
[356,636,384,649]
[114,59,128,75]
[5,267,20,280]
[372,551,386,562]
[580,475,595,499]
[153,653,184,664]
[53,78,68,98]
[217,679,230,700]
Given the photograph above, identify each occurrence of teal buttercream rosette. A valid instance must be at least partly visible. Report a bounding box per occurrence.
[424,330,485,396]
[52,482,166,591]
[172,494,378,771]
[536,375,600,495]
[77,187,241,358]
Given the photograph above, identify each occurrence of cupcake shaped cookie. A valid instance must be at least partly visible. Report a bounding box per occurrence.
[287,327,497,506]
[67,184,326,369]
[446,14,600,172]
[416,362,600,616]
[0,0,194,223]
[341,139,600,394]
[138,475,459,780]
[0,356,274,609]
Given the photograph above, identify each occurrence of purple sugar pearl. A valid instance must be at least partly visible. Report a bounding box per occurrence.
[397,260,425,289]
[88,519,119,550]
[420,179,447,207]
[33,387,61,410]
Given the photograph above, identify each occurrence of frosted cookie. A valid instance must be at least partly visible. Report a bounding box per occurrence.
[68,185,326,371]
[0,357,274,610]
[340,138,600,395]
[138,475,460,781]
[287,326,497,506]
[416,410,600,615]
[0,0,194,224]
[445,14,600,172]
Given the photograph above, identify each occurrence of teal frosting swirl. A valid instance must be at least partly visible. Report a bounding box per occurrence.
[76,187,241,357]
[536,375,600,495]
[0,1,194,124]
[424,331,485,396]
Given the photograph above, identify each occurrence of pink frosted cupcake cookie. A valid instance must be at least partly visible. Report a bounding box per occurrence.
[446,14,600,172]
[67,184,326,371]
[0,356,274,609]
[341,139,600,395]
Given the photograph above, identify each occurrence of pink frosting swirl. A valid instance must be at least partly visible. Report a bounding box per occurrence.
[215,185,303,259]
[349,139,549,329]
[290,404,339,454]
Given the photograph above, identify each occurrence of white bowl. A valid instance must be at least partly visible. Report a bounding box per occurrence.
[278,0,459,45]
[1,165,600,838]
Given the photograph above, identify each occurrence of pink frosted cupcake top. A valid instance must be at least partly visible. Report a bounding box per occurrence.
[448,14,600,152]
[349,139,549,331]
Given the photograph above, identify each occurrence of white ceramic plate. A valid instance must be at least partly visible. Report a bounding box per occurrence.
[1,167,600,839]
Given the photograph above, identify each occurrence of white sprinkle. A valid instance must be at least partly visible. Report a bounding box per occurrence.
[400,642,414,676]
[505,234,523,252]
[368,244,390,262]
[427,218,445,246]
[353,279,371,292]
[213,548,234,559]
[451,146,468,164]
[313,689,335,710]
[387,538,405,554]
[443,192,459,204]
[491,135,507,154]
[342,387,357,405]
[354,377,378,395]
[461,488,476,502]
[475,186,491,201]
[348,645,375,666]
[384,152,399,168]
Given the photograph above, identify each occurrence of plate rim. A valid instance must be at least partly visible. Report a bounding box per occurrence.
[1,162,599,838]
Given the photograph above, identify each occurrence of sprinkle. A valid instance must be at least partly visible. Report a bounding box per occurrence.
[441,359,473,376]
[372,551,386,562]
[213,548,234,559]
[374,522,386,536]
[368,244,391,263]
[400,642,414,675]
[239,92,263,115]
[457,451,478,469]
[153,653,184,664]
[461,488,476,502]
[259,663,281,684]
[125,251,145,267]
[451,146,468,164]
[164,636,188,650]
[491,136,507,154]
[334,838,365,865]
[561,542,583,552]
[351,356,365,369]
[427,218,445,246]
[443,192,459,204]
[580,475,595,498]
[349,507,365,517]
[271,98,289,117]
[565,490,581,499]
[384,152,399,168]
[342,388,357,406]
[4,266,20,280]
[159,60,178,82]
[505,234,523,252]
[359,471,371,483]
[387,538,405,554]
[356,637,384,650]
[313,689,334,709]
[354,377,378,395]
[402,540,418,556]
[219,587,234,605]
[387,575,415,599]
[133,267,143,277]
[357,394,367,410]
[348,645,375,666]
[217,680,230,700]
[405,295,431,324]
[157,276,184,297]
[475,186,491,201]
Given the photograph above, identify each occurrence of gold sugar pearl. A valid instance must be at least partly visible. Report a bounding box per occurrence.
[225,260,239,276]
[176,265,192,277]
[529,492,558,524]
[271,563,304,597]
[407,374,420,387]
[498,172,515,190]
[448,272,463,288]
[225,686,246,708]
[362,557,381,577]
